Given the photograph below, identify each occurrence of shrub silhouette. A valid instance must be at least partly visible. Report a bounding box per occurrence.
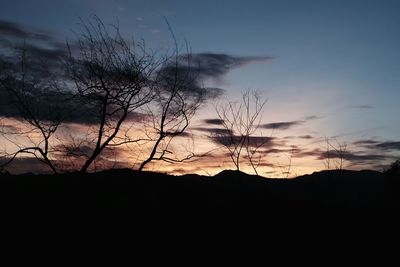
[385,160,400,178]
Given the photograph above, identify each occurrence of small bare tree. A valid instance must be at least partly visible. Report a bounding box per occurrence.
[0,47,65,174]
[65,17,159,172]
[323,137,348,171]
[214,90,268,174]
[138,27,206,171]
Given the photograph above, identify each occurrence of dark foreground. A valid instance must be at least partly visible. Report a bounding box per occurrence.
[1,169,399,250]
[1,169,398,214]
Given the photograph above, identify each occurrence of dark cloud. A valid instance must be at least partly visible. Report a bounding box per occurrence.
[354,139,400,152]
[125,111,151,122]
[318,151,390,162]
[374,141,400,151]
[182,53,273,81]
[0,122,20,134]
[0,157,54,174]
[292,149,323,158]
[0,83,103,124]
[0,20,29,38]
[262,121,303,130]
[21,43,66,62]
[262,115,320,131]
[303,115,322,121]
[292,147,396,164]
[203,119,225,125]
[262,148,293,154]
[261,115,323,131]
[352,105,375,109]
[156,53,272,101]
[211,134,274,148]
[0,20,67,69]
[203,87,225,99]
[54,142,126,162]
[193,127,233,136]
[0,20,269,126]
[0,20,54,41]
[285,135,313,140]
[298,135,313,139]
[353,139,381,145]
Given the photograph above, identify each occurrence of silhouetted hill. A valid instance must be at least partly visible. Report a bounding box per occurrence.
[1,168,397,215]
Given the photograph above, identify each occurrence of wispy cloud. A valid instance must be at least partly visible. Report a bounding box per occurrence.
[211,135,274,148]
[298,135,313,139]
[182,53,273,82]
[0,19,66,66]
[354,139,400,151]
[202,119,225,125]
[351,105,375,109]
[262,121,303,130]
[193,127,232,135]
[303,115,322,120]
[156,53,271,101]
[261,115,321,131]
[292,147,395,163]
[0,20,54,41]
[353,139,381,146]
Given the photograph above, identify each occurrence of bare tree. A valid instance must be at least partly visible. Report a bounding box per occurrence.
[214,90,268,174]
[0,16,222,174]
[276,147,295,179]
[138,27,206,171]
[323,137,348,171]
[331,140,348,170]
[323,136,331,170]
[65,17,159,172]
[0,47,64,174]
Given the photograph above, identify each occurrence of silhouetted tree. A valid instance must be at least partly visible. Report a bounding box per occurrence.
[65,17,159,172]
[323,138,348,171]
[0,17,220,174]
[0,47,65,173]
[214,90,268,174]
[138,28,207,171]
[385,160,400,177]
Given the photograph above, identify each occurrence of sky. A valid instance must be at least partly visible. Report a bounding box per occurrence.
[0,0,399,176]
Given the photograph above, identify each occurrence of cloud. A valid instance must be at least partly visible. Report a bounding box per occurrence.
[373,141,400,151]
[292,149,323,158]
[298,135,313,139]
[211,134,274,148]
[21,43,66,62]
[303,115,322,121]
[0,19,67,69]
[291,147,397,165]
[0,157,54,174]
[0,20,54,41]
[318,151,391,162]
[0,121,20,134]
[156,53,272,101]
[354,139,400,152]
[181,53,273,81]
[261,148,294,154]
[0,84,104,124]
[125,111,151,122]
[193,127,233,136]
[0,20,269,126]
[283,135,313,140]
[262,121,303,130]
[202,119,225,125]
[352,105,375,109]
[262,115,320,131]
[353,139,381,146]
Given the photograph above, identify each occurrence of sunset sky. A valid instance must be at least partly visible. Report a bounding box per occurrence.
[1,0,399,177]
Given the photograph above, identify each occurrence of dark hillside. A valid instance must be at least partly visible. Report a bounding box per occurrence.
[0,169,396,215]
